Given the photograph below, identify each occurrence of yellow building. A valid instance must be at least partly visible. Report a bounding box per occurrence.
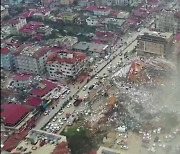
[136,29,173,58]
[61,12,78,22]
[60,0,74,5]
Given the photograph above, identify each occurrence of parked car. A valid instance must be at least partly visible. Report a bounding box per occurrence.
[82,85,88,91]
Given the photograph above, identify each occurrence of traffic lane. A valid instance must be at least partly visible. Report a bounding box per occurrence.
[36,29,144,130]
[45,38,138,133]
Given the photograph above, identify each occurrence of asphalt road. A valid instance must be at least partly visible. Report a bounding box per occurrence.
[35,28,149,132]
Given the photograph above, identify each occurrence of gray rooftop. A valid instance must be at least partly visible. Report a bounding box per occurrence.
[73,42,91,51]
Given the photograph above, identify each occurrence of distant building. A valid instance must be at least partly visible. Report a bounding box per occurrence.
[60,0,74,5]
[1,6,9,20]
[84,6,111,16]
[0,41,20,70]
[78,0,89,7]
[101,18,127,32]
[8,17,27,34]
[57,36,78,49]
[86,16,100,26]
[9,0,23,5]
[13,45,51,74]
[136,30,174,58]
[60,12,78,23]
[46,51,86,79]
[1,48,14,70]
[19,21,45,36]
[156,10,180,34]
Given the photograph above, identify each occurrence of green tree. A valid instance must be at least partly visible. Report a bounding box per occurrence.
[62,126,95,154]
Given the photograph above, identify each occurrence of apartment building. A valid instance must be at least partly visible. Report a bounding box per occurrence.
[1,5,9,20]
[60,0,74,5]
[86,16,100,26]
[9,0,23,5]
[96,0,144,6]
[84,6,111,16]
[0,41,20,70]
[13,45,51,74]
[156,10,180,34]
[8,17,27,34]
[46,51,86,79]
[136,30,173,58]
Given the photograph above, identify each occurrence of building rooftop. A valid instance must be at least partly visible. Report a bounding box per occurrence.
[16,44,50,58]
[89,43,108,53]
[95,31,115,38]
[1,48,9,54]
[73,42,91,51]
[29,80,57,97]
[19,21,44,34]
[139,29,173,41]
[55,51,86,64]
[52,141,69,154]
[127,17,140,25]
[1,104,30,126]
[18,11,34,18]
[84,6,111,12]
[175,33,180,41]
[12,73,33,81]
[1,5,5,11]
[26,96,43,107]
[133,9,149,18]
[102,18,125,26]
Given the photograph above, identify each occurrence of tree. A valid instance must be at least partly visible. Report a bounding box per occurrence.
[62,126,95,154]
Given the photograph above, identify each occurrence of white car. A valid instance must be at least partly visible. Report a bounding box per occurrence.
[97,59,103,64]
[66,90,71,94]
[95,75,99,79]
[61,95,65,99]
[58,111,64,116]
[105,55,110,60]
[43,111,49,116]
[82,85,87,91]
[84,94,88,99]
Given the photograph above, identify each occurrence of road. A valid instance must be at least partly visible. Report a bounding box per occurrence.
[35,28,149,132]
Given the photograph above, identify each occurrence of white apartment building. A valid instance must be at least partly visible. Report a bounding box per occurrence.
[8,17,27,34]
[1,5,9,20]
[14,45,50,74]
[86,16,100,26]
[156,10,180,34]
[47,51,86,79]
[1,48,13,70]
[0,42,18,70]
[97,0,144,6]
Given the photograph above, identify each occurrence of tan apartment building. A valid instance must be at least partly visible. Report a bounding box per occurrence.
[136,30,173,58]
